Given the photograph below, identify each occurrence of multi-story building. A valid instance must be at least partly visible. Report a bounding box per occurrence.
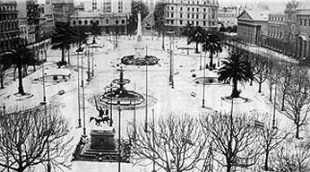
[161,0,219,33]
[52,0,74,24]
[142,0,156,12]
[260,13,286,52]
[284,0,298,56]
[237,10,269,45]
[70,11,129,35]
[0,0,19,56]
[218,6,240,27]
[84,0,131,13]
[295,2,310,61]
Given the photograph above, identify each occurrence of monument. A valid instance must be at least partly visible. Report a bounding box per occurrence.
[134,12,145,59]
[121,11,159,66]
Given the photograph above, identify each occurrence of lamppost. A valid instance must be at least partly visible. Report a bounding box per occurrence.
[152,109,156,172]
[145,47,149,132]
[77,48,82,128]
[167,31,174,89]
[117,101,121,172]
[82,50,86,136]
[202,50,207,108]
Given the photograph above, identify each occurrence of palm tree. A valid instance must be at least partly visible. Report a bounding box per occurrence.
[51,24,77,64]
[202,32,222,69]
[6,39,33,95]
[188,26,205,53]
[218,50,253,98]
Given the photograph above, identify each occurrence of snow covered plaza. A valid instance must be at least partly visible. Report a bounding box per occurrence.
[1,31,310,172]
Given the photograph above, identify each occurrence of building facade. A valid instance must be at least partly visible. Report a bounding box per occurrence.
[218,6,240,27]
[70,11,128,35]
[284,0,298,56]
[295,7,310,60]
[84,0,131,13]
[0,0,19,55]
[52,0,74,23]
[237,10,269,45]
[161,0,219,32]
[260,13,286,52]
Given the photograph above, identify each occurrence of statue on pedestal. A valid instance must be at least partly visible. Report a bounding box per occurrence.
[90,97,111,126]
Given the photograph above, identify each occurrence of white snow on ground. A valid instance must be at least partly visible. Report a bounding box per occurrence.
[0,35,301,172]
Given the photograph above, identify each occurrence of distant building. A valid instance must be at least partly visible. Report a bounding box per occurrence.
[141,0,156,12]
[284,0,298,56]
[237,10,269,45]
[83,0,131,13]
[70,11,129,35]
[161,0,219,33]
[260,13,286,52]
[295,1,310,61]
[218,6,241,27]
[52,0,74,24]
[0,0,19,55]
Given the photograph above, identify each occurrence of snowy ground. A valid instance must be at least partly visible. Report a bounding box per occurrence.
[0,35,301,172]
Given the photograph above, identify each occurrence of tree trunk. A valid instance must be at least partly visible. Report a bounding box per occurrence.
[61,47,65,63]
[231,78,239,98]
[296,124,300,139]
[162,32,165,50]
[14,66,17,81]
[250,79,253,86]
[17,63,25,95]
[281,92,285,111]
[269,83,272,102]
[195,42,199,53]
[258,82,262,93]
[67,49,70,65]
[0,75,4,88]
[226,164,232,172]
[264,150,269,170]
[209,53,214,70]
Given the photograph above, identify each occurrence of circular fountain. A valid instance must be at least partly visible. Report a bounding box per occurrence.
[99,67,144,106]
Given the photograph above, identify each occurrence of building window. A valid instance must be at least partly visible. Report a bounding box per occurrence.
[196,21,198,25]
[300,19,302,25]
[309,19,310,26]
[180,20,183,25]
[180,13,183,18]
[197,8,199,12]
[96,20,99,25]
[180,7,183,11]
[78,20,82,25]
[203,21,206,26]
[171,13,174,18]
[188,14,190,18]
[196,14,199,19]
[192,14,194,18]
[188,7,190,11]
[171,6,174,10]
[305,19,307,26]
[106,19,109,24]
[115,20,119,24]
[192,8,194,11]
[121,19,125,24]
[84,20,88,25]
[73,20,76,25]
[171,20,174,24]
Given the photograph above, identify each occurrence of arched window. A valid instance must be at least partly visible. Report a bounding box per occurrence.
[85,20,88,25]
[90,20,93,24]
[78,20,82,25]
[73,20,76,25]
[115,20,119,25]
[96,20,99,25]
[121,19,125,24]
[106,19,109,24]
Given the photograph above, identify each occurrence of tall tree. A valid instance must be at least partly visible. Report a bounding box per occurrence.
[200,112,262,172]
[51,23,77,64]
[6,39,33,95]
[202,32,223,69]
[283,68,310,139]
[154,2,166,50]
[188,26,206,54]
[129,114,209,172]
[250,56,270,93]
[278,64,295,111]
[218,50,253,98]
[0,105,72,172]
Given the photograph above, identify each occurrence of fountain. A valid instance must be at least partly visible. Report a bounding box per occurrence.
[121,12,159,66]
[99,67,144,106]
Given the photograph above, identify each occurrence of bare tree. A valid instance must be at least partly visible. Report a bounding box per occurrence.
[256,117,289,171]
[129,114,208,172]
[200,112,262,172]
[0,105,72,172]
[278,65,295,111]
[283,68,310,139]
[251,57,270,93]
[272,144,310,171]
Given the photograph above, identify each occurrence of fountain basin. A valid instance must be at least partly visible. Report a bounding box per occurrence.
[100,90,144,106]
[121,55,159,66]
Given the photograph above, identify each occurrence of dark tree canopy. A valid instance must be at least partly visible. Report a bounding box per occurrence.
[153,2,167,34]
[127,1,149,35]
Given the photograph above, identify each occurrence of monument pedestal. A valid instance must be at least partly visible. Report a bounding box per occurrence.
[90,128,116,150]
